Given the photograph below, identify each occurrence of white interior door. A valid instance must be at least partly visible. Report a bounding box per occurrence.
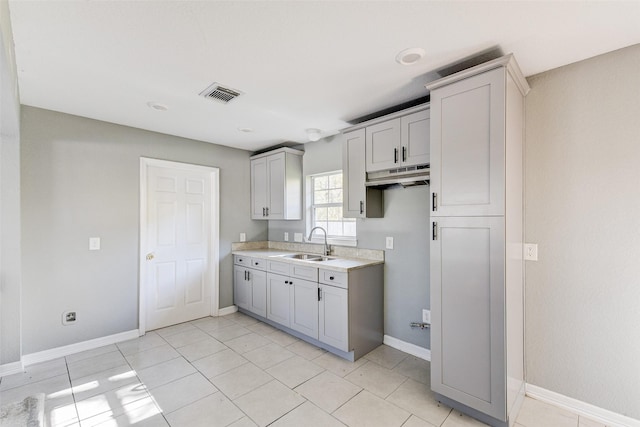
[141,159,219,332]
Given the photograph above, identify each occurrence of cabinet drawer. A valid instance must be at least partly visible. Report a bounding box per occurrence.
[268,260,290,276]
[250,257,267,270]
[319,269,347,289]
[291,264,318,281]
[234,255,251,267]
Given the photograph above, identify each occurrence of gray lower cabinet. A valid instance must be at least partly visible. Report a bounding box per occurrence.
[318,283,348,351]
[234,254,384,361]
[430,216,505,419]
[233,256,267,318]
[266,272,290,326]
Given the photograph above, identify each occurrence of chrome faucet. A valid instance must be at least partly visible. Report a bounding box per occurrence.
[308,226,331,256]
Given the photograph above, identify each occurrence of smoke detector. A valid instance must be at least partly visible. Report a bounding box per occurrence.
[199,82,243,104]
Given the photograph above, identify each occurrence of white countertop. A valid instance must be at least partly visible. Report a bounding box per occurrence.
[232,248,384,272]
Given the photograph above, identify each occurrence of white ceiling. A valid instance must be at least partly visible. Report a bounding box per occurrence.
[8,1,640,152]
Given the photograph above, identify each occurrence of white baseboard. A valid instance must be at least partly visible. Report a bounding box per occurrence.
[526,384,640,427]
[383,335,431,361]
[22,330,140,367]
[217,305,238,316]
[0,361,24,376]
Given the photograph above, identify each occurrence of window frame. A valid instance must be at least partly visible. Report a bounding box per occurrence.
[306,170,357,247]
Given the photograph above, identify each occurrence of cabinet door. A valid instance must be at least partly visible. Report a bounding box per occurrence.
[430,67,505,216]
[365,118,401,172]
[343,129,365,218]
[250,157,268,219]
[266,152,286,219]
[430,216,506,420]
[266,273,290,327]
[249,269,267,318]
[289,278,319,339]
[318,284,349,351]
[233,266,250,310]
[401,109,430,167]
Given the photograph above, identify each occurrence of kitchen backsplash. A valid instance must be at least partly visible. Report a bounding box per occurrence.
[231,241,384,261]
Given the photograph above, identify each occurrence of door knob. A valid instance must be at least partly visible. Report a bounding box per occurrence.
[146,253,155,261]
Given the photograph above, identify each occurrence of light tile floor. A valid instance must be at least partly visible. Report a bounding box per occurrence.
[0,312,607,427]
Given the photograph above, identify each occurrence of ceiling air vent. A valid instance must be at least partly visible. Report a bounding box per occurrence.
[199,83,242,104]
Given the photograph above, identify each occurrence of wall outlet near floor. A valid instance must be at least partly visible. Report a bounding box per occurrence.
[89,237,100,251]
[294,232,303,242]
[284,232,289,241]
[524,243,538,261]
[422,309,431,324]
[62,311,77,325]
[239,232,246,242]
[385,236,394,250]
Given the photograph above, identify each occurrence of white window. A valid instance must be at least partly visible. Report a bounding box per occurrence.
[309,171,356,244]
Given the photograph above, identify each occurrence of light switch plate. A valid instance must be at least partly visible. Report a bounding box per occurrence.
[294,233,303,242]
[422,309,431,324]
[385,236,394,250]
[284,232,289,241]
[89,237,100,251]
[239,233,246,242]
[524,243,538,261]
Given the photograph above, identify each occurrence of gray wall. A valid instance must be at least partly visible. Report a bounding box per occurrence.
[268,135,431,349]
[0,0,22,366]
[525,44,640,418]
[21,107,266,354]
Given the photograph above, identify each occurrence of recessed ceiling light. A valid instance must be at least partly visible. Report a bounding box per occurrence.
[395,48,426,66]
[306,128,321,142]
[146,101,168,111]
[238,127,254,133]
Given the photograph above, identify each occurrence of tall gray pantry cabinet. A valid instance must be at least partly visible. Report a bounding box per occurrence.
[426,54,529,426]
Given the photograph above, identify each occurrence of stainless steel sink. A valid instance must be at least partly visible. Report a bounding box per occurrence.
[283,253,322,261]
[282,254,336,262]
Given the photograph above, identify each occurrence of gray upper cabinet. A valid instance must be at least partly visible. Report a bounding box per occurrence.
[365,108,430,173]
[250,148,303,220]
[401,109,430,167]
[365,118,401,172]
[430,68,505,217]
[342,129,383,218]
[427,54,529,425]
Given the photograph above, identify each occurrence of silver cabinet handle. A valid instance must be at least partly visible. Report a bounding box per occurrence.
[432,222,438,240]
[266,207,269,216]
[360,201,364,214]
[318,288,322,301]
[402,146,407,162]
[432,193,437,211]
[394,147,398,163]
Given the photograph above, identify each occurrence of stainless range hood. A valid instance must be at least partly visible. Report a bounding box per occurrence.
[365,164,430,188]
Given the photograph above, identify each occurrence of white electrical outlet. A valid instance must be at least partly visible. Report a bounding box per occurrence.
[385,236,394,250]
[422,309,431,324]
[239,233,246,242]
[284,232,289,241]
[89,237,100,251]
[294,233,303,242]
[524,243,538,261]
[62,310,77,325]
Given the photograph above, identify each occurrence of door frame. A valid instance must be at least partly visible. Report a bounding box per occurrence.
[139,157,220,335]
